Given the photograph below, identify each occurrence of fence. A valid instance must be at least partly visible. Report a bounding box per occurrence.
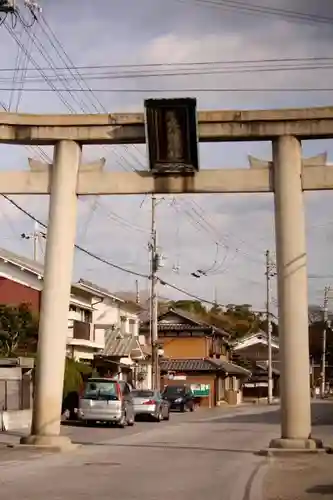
[0,377,32,411]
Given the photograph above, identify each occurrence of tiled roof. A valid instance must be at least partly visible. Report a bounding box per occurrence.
[160,357,251,376]
[160,308,229,337]
[140,307,229,338]
[104,329,142,357]
[160,358,216,372]
[256,361,280,375]
[0,249,129,307]
[76,279,124,302]
[209,359,251,376]
[0,247,44,275]
[159,324,213,331]
[232,331,279,347]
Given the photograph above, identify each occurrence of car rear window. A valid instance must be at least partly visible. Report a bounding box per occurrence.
[163,386,185,395]
[83,380,119,400]
[132,390,155,398]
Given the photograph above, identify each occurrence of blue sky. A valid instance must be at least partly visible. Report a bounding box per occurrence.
[0,0,333,312]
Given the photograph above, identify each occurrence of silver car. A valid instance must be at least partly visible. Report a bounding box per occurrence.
[132,389,170,422]
[78,378,135,428]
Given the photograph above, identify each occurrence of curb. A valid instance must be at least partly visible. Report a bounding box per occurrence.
[247,461,269,500]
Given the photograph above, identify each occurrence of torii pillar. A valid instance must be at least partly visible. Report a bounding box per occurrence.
[250,142,324,451]
[20,142,105,450]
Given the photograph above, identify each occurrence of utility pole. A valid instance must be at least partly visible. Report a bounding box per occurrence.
[150,195,159,390]
[21,222,44,261]
[265,250,276,404]
[321,286,330,398]
[135,279,140,305]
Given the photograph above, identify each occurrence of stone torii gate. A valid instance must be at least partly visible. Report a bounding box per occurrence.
[1,106,333,452]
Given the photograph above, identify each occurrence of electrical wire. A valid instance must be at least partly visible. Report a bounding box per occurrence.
[3,17,148,215]
[1,193,240,309]
[3,62,333,83]
[2,14,158,278]
[174,0,333,27]
[167,198,265,283]
[1,18,277,309]
[0,85,332,93]
[1,20,284,286]
[4,21,76,111]
[38,16,147,173]
[1,10,280,293]
[1,56,333,73]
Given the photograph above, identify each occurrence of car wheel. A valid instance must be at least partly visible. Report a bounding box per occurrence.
[156,410,163,422]
[190,403,195,412]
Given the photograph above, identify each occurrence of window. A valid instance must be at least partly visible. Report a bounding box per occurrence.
[120,316,127,334]
[131,390,154,398]
[128,319,136,335]
[81,309,92,323]
[69,305,77,312]
[83,380,118,400]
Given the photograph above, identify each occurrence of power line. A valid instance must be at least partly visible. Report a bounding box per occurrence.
[3,194,147,279]
[0,56,333,73]
[2,63,333,82]
[0,13,278,300]
[3,12,277,277]
[175,0,333,26]
[1,86,332,93]
[1,194,234,309]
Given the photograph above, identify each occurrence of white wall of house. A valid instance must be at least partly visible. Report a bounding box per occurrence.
[66,344,96,361]
[0,259,141,363]
[0,261,43,291]
[92,297,139,336]
[0,263,103,359]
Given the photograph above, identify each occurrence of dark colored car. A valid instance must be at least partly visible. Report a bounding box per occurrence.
[162,385,196,412]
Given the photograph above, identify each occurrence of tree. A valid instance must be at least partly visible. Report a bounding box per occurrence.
[168,299,276,341]
[168,300,207,316]
[0,303,38,357]
[211,304,264,340]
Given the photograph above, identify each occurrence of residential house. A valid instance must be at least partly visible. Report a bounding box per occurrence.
[231,331,280,399]
[0,248,145,366]
[75,280,149,386]
[140,307,250,407]
[231,331,280,363]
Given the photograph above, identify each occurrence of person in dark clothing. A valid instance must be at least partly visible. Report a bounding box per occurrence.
[62,391,79,420]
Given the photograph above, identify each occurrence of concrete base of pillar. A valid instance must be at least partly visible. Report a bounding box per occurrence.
[259,437,325,456]
[20,434,77,452]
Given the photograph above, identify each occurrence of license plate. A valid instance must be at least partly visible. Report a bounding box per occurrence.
[92,400,107,407]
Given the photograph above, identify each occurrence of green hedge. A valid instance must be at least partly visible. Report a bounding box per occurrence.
[63,358,93,399]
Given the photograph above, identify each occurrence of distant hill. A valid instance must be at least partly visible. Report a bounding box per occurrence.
[114,290,170,307]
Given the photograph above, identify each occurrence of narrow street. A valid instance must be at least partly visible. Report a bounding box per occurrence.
[1,402,332,500]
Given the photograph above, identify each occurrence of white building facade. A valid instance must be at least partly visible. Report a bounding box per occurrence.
[0,248,143,363]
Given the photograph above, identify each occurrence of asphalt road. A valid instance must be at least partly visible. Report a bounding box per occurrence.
[0,402,332,500]
[60,405,248,444]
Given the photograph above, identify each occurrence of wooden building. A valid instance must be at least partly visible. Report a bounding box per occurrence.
[140,308,250,406]
[232,331,281,400]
